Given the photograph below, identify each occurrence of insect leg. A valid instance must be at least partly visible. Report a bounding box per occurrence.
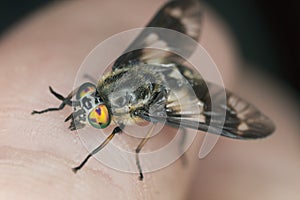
[178,128,188,166]
[72,125,123,173]
[135,124,155,181]
[31,86,78,114]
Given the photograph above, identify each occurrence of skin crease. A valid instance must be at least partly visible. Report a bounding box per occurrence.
[0,0,299,199]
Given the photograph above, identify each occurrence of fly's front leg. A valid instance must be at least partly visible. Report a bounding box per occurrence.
[31,86,78,114]
[72,125,124,173]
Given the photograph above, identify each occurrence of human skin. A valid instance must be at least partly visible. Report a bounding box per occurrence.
[0,1,299,199]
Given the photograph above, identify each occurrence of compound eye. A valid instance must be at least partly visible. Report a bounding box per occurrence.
[88,104,111,129]
[76,82,97,100]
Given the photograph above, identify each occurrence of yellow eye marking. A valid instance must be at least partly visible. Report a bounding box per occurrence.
[88,104,111,129]
[76,82,96,99]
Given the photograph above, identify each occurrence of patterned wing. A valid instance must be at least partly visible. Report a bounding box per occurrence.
[113,0,203,70]
[164,83,275,139]
[135,68,275,139]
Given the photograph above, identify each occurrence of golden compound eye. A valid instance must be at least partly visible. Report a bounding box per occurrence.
[88,104,111,129]
[76,82,97,100]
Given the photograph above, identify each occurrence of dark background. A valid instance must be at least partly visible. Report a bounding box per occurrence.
[0,0,299,97]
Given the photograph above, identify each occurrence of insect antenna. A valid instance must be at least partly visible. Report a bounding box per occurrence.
[72,126,123,173]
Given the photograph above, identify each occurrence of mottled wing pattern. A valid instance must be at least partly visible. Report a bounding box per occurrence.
[113,0,203,70]
[111,0,274,139]
[165,82,275,139]
[136,66,275,139]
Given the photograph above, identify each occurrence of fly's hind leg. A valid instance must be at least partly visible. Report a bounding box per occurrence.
[135,124,155,181]
[32,86,77,114]
[179,128,188,166]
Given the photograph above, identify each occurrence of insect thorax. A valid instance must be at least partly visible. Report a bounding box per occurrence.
[95,63,200,125]
[95,64,171,124]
